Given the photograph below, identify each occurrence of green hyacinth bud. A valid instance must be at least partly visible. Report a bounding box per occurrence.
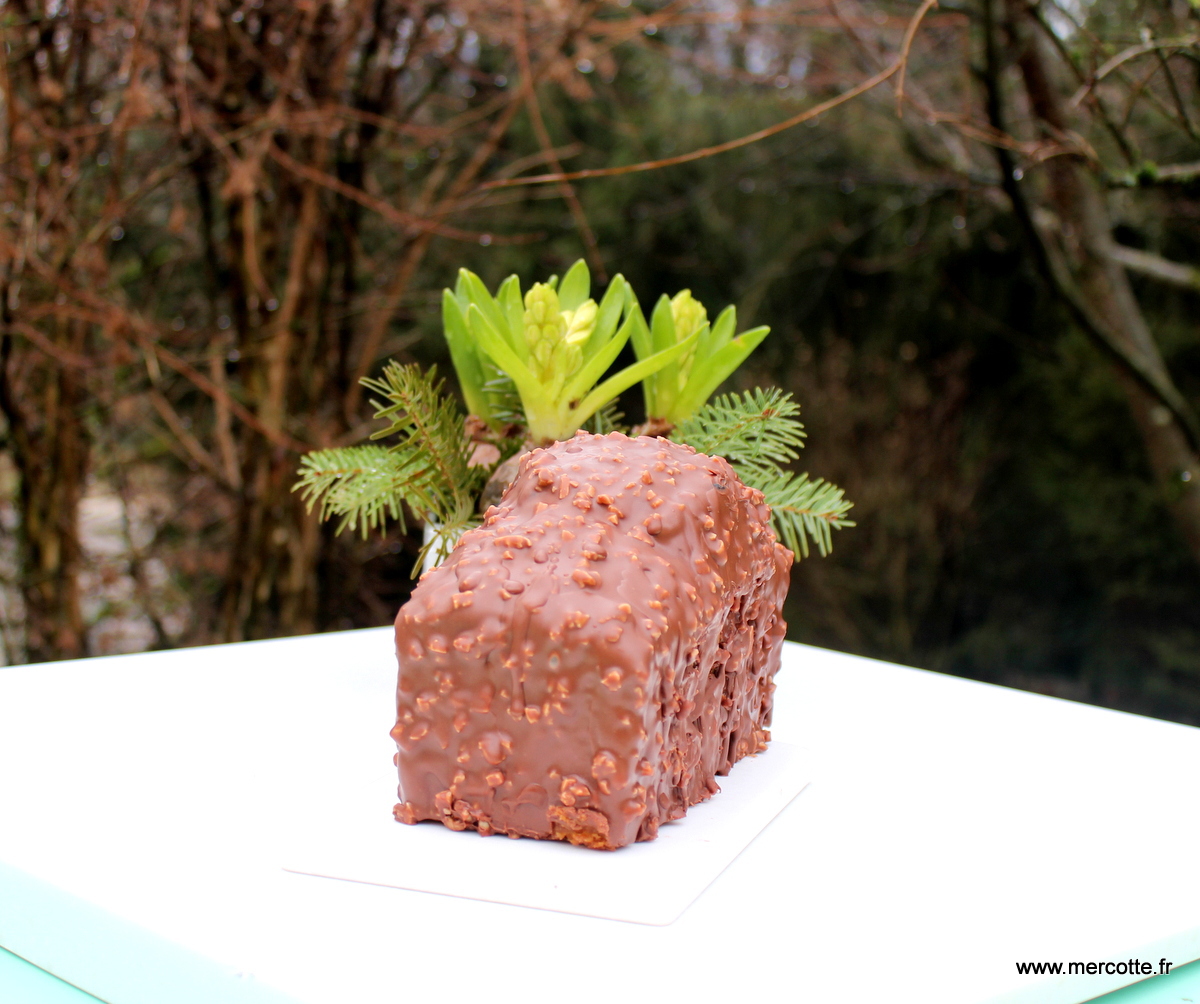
[524,283,566,378]
[561,299,598,347]
[671,289,707,340]
[544,339,582,401]
[671,289,707,384]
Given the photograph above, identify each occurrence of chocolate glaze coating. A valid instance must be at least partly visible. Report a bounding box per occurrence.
[392,431,792,849]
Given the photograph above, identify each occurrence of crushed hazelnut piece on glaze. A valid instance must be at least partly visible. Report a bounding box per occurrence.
[493,535,532,549]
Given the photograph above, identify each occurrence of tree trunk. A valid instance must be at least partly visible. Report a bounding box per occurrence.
[216,172,330,642]
[218,446,324,642]
[0,319,90,662]
[1002,0,1200,562]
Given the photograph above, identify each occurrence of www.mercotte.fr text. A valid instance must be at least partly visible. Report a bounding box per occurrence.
[1016,959,1173,976]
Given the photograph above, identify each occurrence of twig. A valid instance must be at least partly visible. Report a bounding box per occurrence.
[110,467,175,650]
[267,142,541,245]
[480,0,940,190]
[6,321,94,369]
[1148,160,1200,183]
[514,0,607,281]
[341,17,561,417]
[1108,244,1200,292]
[1027,4,1138,165]
[298,103,446,142]
[1,235,302,455]
[145,337,309,453]
[893,0,931,119]
[148,389,232,488]
[208,342,242,490]
[239,195,274,306]
[175,0,194,137]
[986,0,1200,454]
[261,178,320,433]
[1152,47,1200,145]
[1068,35,1200,106]
[493,142,587,181]
[78,118,279,249]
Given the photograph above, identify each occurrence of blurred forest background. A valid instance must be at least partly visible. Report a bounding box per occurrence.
[2,0,1199,724]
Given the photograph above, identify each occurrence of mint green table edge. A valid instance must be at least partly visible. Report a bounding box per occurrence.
[6,953,1200,1004]
[5,941,1200,1004]
[3,855,1199,1004]
[1,947,104,1003]
[1086,958,1200,1003]
[983,924,1200,1004]
[0,860,301,1004]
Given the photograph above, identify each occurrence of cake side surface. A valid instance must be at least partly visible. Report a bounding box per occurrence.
[392,431,792,849]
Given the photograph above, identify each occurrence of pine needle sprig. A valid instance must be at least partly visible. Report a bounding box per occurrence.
[673,387,853,559]
[481,368,523,429]
[675,388,806,478]
[585,399,627,435]
[755,469,855,559]
[294,364,485,556]
[362,362,483,519]
[295,445,418,537]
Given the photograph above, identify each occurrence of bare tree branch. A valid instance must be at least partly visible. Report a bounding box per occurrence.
[1109,159,1200,187]
[480,0,940,191]
[1069,35,1200,107]
[1109,244,1200,292]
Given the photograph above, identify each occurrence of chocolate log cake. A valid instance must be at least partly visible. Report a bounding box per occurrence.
[391,431,792,849]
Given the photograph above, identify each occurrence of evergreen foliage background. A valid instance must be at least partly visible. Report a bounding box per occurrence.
[2,0,1198,725]
[405,28,1200,725]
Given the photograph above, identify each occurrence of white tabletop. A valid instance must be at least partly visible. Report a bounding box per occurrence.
[1,629,1198,1004]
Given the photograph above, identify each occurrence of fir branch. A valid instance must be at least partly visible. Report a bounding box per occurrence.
[295,445,416,537]
[584,399,627,435]
[481,366,523,428]
[361,362,485,525]
[673,387,853,558]
[295,364,484,544]
[755,470,855,559]
[675,388,806,477]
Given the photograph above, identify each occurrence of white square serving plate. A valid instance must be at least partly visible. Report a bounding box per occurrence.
[282,741,812,926]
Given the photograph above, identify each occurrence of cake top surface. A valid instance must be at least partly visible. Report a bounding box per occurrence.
[398,431,785,680]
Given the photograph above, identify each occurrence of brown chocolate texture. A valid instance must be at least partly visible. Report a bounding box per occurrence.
[391,432,792,849]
